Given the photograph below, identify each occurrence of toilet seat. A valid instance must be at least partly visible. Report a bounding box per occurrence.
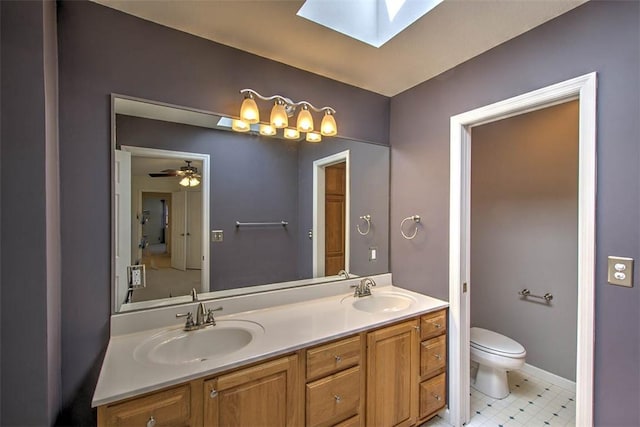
[470,327,526,358]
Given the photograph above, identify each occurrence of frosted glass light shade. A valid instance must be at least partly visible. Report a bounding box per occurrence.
[270,102,288,128]
[259,124,277,136]
[306,131,322,143]
[240,96,260,124]
[320,112,337,136]
[232,119,250,132]
[284,128,300,139]
[296,106,314,132]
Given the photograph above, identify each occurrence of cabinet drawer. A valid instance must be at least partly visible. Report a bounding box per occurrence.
[103,384,190,426]
[420,335,446,378]
[307,335,361,380]
[419,373,446,420]
[335,414,360,427]
[421,310,447,340]
[306,366,361,427]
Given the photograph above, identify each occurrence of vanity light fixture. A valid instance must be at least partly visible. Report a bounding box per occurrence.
[236,89,338,139]
[306,131,322,143]
[259,124,277,136]
[283,128,300,139]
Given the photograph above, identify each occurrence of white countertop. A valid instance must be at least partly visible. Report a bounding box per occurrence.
[92,278,448,407]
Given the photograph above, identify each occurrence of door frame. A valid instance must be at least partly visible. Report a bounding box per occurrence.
[448,73,596,426]
[312,150,350,277]
[120,145,210,296]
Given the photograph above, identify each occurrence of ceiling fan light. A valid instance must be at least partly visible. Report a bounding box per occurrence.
[179,176,190,187]
[296,105,314,132]
[189,176,200,187]
[320,111,337,136]
[259,124,277,136]
[270,101,288,128]
[283,128,300,140]
[240,94,260,124]
[232,119,250,132]
[306,131,322,143]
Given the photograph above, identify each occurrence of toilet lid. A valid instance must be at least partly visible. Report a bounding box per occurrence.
[470,327,526,357]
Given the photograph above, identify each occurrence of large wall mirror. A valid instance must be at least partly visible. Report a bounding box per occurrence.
[112,95,390,313]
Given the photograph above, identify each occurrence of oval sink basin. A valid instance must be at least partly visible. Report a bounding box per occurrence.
[134,320,264,365]
[343,292,416,313]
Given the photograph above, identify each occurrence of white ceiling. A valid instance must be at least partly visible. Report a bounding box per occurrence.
[92,0,587,97]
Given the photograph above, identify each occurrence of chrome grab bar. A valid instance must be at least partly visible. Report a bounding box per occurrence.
[518,288,553,302]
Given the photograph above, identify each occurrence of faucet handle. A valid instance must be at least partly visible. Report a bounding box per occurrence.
[205,306,223,324]
[176,312,194,329]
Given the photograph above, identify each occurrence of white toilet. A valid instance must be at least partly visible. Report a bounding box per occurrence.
[470,327,526,399]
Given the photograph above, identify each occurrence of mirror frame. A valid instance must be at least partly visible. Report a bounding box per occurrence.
[110,93,389,314]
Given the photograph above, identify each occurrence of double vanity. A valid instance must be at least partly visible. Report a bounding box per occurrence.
[93,274,448,426]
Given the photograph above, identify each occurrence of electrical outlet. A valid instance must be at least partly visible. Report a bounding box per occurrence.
[608,256,633,287]
[128,265,146,288]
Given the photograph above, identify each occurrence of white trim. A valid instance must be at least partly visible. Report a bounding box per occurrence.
[120,146,211,300]
[312,150,350,277]
[521,363,577,394]
[449,72,596,427]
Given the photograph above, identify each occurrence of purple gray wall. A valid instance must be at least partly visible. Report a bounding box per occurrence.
[390,1,639,425]
[57,1,388,423]
[117,115,301,291]
[470,101,579,381]
[1,1,61,425]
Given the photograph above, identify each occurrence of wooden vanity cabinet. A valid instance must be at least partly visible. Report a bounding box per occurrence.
[203,354,301,427]
[417,309,448,423]
[366,319,419,427]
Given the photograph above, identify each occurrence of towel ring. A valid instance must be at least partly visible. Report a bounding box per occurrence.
[400,215,421,240]
[357,214,371,235]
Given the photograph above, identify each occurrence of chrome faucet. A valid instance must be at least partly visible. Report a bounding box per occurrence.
[190,288,199,301]
[351,277,376,297]
[176,303,223,331]
[337,269,350,279]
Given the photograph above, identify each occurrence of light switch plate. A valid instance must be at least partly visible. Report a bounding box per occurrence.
[369,247,377,261]
[607,256,633,287]
[211,230,224,242]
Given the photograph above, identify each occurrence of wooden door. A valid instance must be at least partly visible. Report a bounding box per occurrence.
[186,191,202,270]
[203,355,301,427]
[325,162,346,275]
[171,191,187,271]
[367,320,419,427]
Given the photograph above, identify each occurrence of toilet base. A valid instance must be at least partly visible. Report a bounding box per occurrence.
[472,364,510,399]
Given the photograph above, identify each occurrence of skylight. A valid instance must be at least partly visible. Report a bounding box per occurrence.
[297,0,443,48]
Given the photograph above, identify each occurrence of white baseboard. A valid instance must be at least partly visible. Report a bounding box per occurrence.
[521,363,576,393]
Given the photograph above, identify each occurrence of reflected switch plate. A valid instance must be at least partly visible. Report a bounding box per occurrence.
[607,256,633,287]
[211,230,224,242]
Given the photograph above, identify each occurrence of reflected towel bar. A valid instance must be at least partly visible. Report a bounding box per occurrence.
[235,220,288,227]
[518,288,553,302]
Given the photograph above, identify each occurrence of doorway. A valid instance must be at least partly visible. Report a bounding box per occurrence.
[448,73,596,427]
[313,150,350,277]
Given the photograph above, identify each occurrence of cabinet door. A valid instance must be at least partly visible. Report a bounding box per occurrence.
[366,319,419,427]
[203,355,300,427]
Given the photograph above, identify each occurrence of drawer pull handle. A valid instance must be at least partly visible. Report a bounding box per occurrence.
[413,326,421,331]
[432,393,442,401]
[334,395,342,403]
[434,354,442,360]
[334,355,342,363]
[210,388,218,398]
[147,416,156,427]
[433,323,442,328]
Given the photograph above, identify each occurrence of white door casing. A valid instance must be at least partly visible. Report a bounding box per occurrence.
[187,191,203,269]
[448,73,596,426]
[171,191,187,271]
[114,149,132,308]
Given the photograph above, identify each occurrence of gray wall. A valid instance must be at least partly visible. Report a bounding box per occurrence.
[0,1,61,425]
[389,1,639,425]
[117,115,301,291]
[57,2,389,423]
[470,101,579,381]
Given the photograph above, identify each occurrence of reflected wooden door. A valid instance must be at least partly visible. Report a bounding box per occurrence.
[325,162,346,275]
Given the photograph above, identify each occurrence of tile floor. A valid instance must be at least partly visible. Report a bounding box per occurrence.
[422,370,576,427]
